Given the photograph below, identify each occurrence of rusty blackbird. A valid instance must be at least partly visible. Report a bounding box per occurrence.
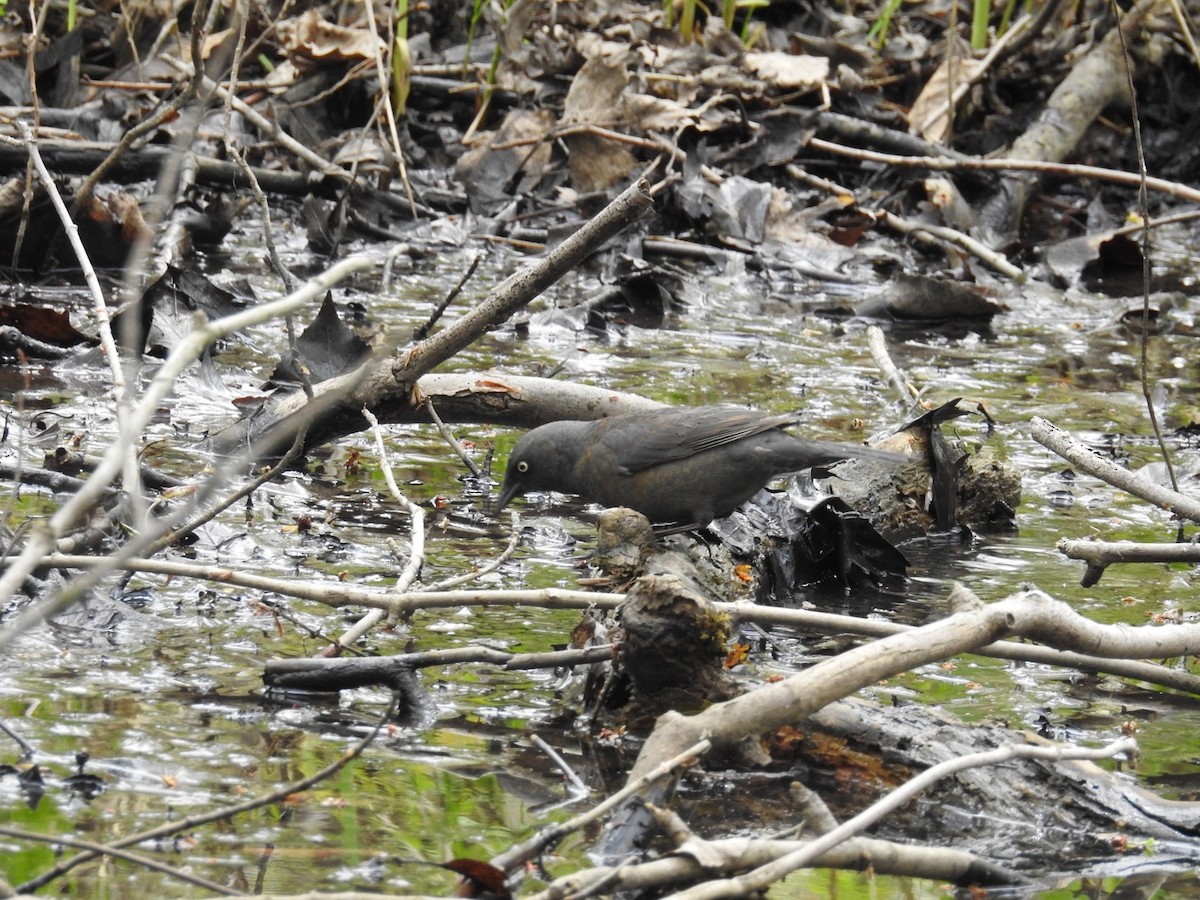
[494,405,907,530]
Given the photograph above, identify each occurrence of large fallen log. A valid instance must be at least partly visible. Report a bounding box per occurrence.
[569,515,1200,886]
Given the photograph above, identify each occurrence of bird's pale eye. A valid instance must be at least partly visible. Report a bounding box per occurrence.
[517,460,530,473]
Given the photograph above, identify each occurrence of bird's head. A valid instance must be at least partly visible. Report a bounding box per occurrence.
[493,421,585,516]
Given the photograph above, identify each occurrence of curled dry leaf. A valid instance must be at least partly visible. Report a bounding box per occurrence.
[278,9,387,62]
[908,55,985,143]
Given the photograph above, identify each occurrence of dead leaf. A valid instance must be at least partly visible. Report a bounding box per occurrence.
[200,28,233,60]
[0,305,94,347]
[723,642,749,668]
[908,55,984,143]
[563,53,630,126]
[456,109,555,212]
[623,93,697,132]
[440,859,511,899]
[743,51,829,90]
[278,9,386,62]
[107,192,153,244]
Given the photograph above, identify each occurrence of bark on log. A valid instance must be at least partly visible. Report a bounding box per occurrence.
[595,582,1200,870]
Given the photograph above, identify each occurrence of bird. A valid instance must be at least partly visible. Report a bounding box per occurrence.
[493,405,908,531]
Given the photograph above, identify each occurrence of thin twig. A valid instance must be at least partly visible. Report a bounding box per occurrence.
[865,325,919,404]
[13,121,143,514]
[1108,0,1179,503]
[784,163,1023,280]
[332,408,427,648]
[162,56,345,178]
[424,398,482,477]
[381,242,414,289]
[491,739,712,872]
[412,252,483,341]
[424,511,522,591]
[13,123,122,400]
[361,0,415,215]
[231,146,298,290]
[807,137,1200,204]
[531,733,591,799]
[876,207,1025,279]
[0,718,36,757]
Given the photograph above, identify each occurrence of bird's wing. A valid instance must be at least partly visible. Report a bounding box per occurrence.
[610,408,798,475]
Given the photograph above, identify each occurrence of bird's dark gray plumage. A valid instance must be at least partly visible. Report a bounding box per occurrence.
[494,405,907,530]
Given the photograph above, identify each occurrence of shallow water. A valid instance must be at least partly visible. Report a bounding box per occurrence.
[2,217,1200,897]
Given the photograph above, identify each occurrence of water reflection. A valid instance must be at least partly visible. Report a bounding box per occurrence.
[3,238,1200,895]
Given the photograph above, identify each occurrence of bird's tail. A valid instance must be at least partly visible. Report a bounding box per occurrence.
[788,440,911,470]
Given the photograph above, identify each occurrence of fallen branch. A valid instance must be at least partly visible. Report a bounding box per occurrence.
[527,830,1023,899]
[37,554,1200,694]
[598,585,1200,862]
[806,134,1200,207]
[215,179,655,458]
[668,738,1136,899]
[1058,537,1200,587]
[1030,416,1200,523]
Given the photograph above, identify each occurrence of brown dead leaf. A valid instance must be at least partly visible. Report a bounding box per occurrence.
[107,192,153,244]
[623,93,696,132]
[561,56,638,191]
[0,305,93,347]
[743,51,829,90]
[278,9,386,62]
[200,28,233,60]
[563,53,630,126]
[767,724,806,755]
[442,858,512,899]
[569,135,637,191]
[571,617,598,648]
[908,55,984,143]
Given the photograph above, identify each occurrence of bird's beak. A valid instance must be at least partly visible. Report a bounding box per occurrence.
[492,480,522,517]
